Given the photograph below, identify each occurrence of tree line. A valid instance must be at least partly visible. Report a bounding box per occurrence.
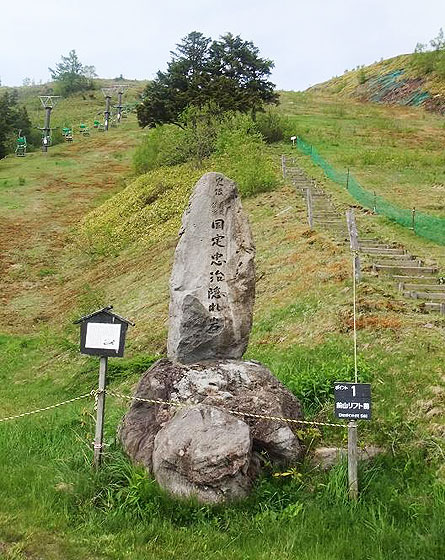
[0,90,31,159]
[1,32,279,158]
[137,31,279,128]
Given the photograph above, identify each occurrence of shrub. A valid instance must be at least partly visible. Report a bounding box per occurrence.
[213,113,279,197]
[255,111,288,143]
[133,125,188,174]
[358,68,367,85]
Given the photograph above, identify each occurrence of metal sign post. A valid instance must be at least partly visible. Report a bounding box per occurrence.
[94,356,108,468]
[74,306,134,468]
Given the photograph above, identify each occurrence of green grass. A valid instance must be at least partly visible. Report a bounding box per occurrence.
[0,325,444,559]
[278,91,445,218]
[1,82,445,558]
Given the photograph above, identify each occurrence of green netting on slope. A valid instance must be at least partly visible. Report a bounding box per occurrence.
[296,137,445,246]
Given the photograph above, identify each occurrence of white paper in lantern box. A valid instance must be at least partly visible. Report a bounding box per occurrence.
[85,322,121,351]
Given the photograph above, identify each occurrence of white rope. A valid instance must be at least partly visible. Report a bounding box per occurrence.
[352,251,359,384]
[0,391,95,423]
[0,388,348,430]
[107,391,346,429]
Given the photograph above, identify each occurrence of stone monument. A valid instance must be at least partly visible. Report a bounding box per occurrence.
[167,172,255,363]
[121,172,305,503]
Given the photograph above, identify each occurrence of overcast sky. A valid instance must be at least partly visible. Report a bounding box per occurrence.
[1,0,444,91]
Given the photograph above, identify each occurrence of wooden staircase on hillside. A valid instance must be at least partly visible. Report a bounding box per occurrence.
[282,155,445,315]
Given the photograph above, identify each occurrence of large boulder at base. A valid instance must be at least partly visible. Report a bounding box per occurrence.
[167,172,255,364]
[120,359,305,479]
[152,404,256,503]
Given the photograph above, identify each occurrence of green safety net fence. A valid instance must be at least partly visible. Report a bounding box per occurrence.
[296,137,445,246]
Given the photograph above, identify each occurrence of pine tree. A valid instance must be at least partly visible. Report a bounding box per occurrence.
[137,32,278,128]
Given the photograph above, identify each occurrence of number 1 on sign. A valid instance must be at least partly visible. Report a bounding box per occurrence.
[352,385,356,397]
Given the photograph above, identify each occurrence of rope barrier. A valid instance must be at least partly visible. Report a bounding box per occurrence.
[0,391,95,423]
[0,389,346,429]
[106,390,347,429]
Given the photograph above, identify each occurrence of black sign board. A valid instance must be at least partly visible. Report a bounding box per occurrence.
[334,382,371,420]
[74,306,134,358]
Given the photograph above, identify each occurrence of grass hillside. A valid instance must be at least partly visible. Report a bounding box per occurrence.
[10,79,145,123]
[0,82,444,559]
[310,52,445,108]
[0,79,145,153]
[278,90,445,222]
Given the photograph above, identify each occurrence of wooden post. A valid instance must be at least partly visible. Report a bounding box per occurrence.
[93,356,108,468]
[306,187,313,229]
[346,209,361,283]
[346,168,350,190]
[348,420,358,500]
[281,155,286,178]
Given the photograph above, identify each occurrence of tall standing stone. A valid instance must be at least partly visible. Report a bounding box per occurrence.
[167,172,255,363]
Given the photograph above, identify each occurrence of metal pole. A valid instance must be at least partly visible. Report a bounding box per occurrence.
[306,187,313,229]
[42,106,52,152]
[104,96,111,130]
[117,91,123,122]
[412,207,416,232]
[373,191,377,214]
[93,356,107,468]
[346,168,350,190]
[348,420,358,500]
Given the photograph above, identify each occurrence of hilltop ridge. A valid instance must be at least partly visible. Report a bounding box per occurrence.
[309,53,445,114]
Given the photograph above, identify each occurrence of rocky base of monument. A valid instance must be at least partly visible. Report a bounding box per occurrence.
[120,359,305,503]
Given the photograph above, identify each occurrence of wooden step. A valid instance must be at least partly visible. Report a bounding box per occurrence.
[358,238,390,249]
[360,246,393,252]
[361,248,406,255]
[404,291,445,301]
[392,275,439,285]
[313,214,339,219]
[398,283,445,292]
[366,254,415,261]
[407,292,445,301]
[374,265,438,276]
[374,259,422,267]
[422,302,445,314]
